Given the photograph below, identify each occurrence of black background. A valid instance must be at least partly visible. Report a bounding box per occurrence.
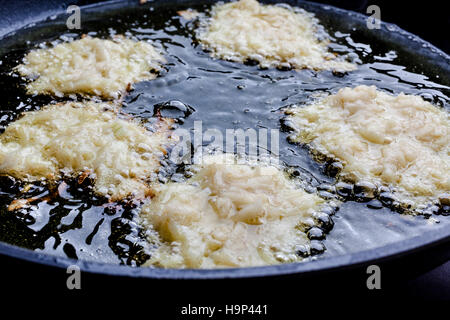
[313,0,449,53]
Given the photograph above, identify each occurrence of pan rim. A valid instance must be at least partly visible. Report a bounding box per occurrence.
[0,222,448,279]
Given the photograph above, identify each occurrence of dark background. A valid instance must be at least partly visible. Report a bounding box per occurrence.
[0,0,448,305]
[314,0,449,53]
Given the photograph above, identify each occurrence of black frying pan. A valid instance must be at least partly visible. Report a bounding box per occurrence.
[0,0,448,297]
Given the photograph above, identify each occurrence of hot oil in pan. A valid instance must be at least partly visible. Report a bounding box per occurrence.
[0,1,448,266]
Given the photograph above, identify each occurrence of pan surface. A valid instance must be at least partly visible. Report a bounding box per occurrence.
[0,0,449,279]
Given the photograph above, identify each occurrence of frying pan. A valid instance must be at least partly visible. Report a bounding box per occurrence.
[0,0,448,295]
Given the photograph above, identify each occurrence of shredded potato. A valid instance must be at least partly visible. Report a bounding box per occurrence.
[16,36,165,99]
[0,102,174,200]
[197,0,355,71]
[141,154,325,268]
[286,85,450,206]
[177,9,200,20]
